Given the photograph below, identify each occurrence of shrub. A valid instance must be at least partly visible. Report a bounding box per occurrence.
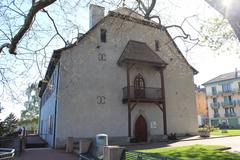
[198,127,210,132]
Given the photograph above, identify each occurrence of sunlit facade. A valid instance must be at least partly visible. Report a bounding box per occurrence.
[203,70,240,128]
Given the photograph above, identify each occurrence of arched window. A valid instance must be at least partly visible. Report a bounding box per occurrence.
[134,74,145,98]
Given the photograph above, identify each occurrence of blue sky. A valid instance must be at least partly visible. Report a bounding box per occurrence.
[0,0,239,119]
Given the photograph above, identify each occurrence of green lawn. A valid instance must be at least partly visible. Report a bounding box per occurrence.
[138,145,240,160]
[211,129,240,136]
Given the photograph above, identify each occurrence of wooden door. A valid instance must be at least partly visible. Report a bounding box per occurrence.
[135,115,147,142]
[134,74,145,98]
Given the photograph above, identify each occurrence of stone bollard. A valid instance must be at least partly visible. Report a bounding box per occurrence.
[103,146,125,160]
[79,139,92,154]
[66,137,74,153]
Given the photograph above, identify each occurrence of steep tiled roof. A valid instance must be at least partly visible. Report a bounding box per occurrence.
[118,40,167,67]
[203,70,240,85]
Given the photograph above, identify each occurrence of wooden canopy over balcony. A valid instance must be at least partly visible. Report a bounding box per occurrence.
[117,40,167,67]
[118,40,168,137]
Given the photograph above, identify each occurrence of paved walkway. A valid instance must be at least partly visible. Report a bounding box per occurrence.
[13,136,240,159]
[14,148,78,160]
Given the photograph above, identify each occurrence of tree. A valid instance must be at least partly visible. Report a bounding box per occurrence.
[205,0,240,42]
[0,113,18,136]
[0,0,195,55]
[0,0,74,100]
[200,17,236,50]
[19,83,39,132]
[0,0,57,54]
[0,121,4,136]
[0,0,199,99]
[3,113,18,135]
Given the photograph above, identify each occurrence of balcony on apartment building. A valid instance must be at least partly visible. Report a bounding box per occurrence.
[210,100,240,109]
[208,88,240,97]
[122,86,163,103]
[213,113,220,118]
[220,89,239,96]
[222,100,237,108]
[210,102,220,109]
[225,112,237,118]
[232,88,240,95]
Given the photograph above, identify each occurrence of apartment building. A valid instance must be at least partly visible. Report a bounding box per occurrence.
[203,69,240,127]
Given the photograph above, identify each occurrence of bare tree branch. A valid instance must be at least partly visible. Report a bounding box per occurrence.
[42,9,67,46]
[165,24,199,42]
[149,15,161,25]
[2,5,26,17]
[135,0,199,51]
[136,0,156,19]
[144,0,156,19]
[136,0,148,12]
[165,15,199,42]
[0,0,57,55]
[0,43,10,53]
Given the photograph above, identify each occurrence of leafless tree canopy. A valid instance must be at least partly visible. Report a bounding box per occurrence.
[0,0,199,56]
[0,0,202,103]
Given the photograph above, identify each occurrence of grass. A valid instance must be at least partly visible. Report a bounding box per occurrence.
[138,145,240,160]
[211,129,240,136]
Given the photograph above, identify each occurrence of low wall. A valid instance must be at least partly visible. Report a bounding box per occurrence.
[0,136,25,156]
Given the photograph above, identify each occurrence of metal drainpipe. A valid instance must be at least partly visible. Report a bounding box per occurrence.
[53,61,60,148]
[38,101,41,135]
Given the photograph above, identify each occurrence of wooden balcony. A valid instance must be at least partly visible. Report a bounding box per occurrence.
[122,86,164,103]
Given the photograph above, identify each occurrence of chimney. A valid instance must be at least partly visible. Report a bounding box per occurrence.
[89,4,105,29]
[235,68,238,78]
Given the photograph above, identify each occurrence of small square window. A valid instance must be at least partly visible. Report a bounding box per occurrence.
[155,40,159,51]
[101,29,107,42]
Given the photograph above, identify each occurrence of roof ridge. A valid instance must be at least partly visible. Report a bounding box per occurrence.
[112,7,145,18]
[203,70,240,85]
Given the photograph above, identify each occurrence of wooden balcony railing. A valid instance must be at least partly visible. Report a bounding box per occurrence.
[122,86,163,103]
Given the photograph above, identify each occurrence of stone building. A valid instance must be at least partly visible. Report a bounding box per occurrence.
[38,5,198,148]
[203,69,240,128]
